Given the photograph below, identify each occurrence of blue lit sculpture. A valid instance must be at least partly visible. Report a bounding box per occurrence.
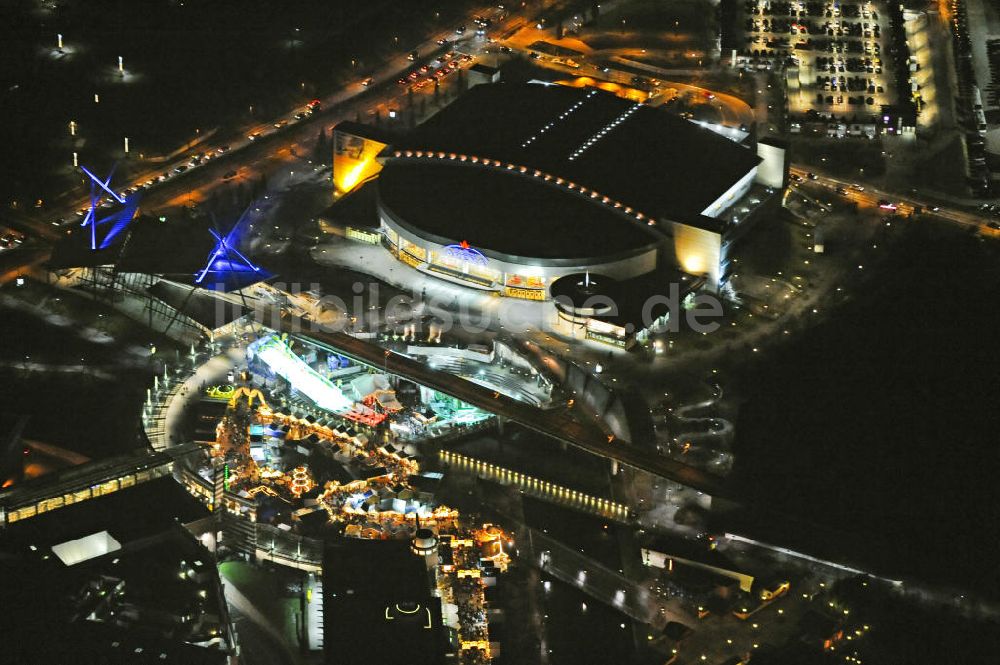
[194,205,263,286]
[79,164,141,251]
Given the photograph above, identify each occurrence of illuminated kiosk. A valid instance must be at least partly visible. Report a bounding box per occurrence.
[411,526,440,570]
[346,82,787,299]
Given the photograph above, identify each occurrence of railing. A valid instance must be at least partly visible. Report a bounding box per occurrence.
[438,449,632,523]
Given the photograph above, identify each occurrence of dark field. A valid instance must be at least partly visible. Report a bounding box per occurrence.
[730,222,1000,595]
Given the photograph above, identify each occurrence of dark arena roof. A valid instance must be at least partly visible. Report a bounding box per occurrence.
[378,161,659,262]
[384,82,760,228]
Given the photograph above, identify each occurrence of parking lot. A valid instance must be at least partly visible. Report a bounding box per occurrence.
[395,50,476,91]
[738,1,894,117]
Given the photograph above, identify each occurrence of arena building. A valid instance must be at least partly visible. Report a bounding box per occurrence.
[332,81,787,300]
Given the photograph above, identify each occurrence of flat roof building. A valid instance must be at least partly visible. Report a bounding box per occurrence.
[323,538,449,665]
[0,475,233,664]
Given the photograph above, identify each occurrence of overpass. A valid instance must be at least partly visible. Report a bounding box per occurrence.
[275,315,732,498]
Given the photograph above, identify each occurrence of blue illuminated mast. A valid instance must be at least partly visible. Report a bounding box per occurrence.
[79,163,140,251]
[194,204,263,285]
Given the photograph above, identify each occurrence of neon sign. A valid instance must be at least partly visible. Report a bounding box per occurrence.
[444,240,488,266]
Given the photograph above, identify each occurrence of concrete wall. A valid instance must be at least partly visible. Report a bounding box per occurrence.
[700,167,758,218]
[669,222,723,290]
[755,140,789,189]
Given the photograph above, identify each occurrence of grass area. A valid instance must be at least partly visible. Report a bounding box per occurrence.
[3,0,484,207]
[730,222,1000,592]
[903,132,970,197]
[592,0,715,33]
[728,209,797,276]
[582,0,716,51]
[792,137,887,178]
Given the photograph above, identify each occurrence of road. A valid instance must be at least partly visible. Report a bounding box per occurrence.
[24,2,546,225]
[790,165,993,229]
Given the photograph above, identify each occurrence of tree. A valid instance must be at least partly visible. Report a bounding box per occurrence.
[314,127,329,162]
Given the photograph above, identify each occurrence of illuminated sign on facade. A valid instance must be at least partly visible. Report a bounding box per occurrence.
[504,286,546,300]
[586,330,628,348]
[444,240,488,266]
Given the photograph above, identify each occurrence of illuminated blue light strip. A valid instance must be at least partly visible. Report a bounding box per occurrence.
[81,165,125,203]
[98,198,140,249]
[79,164,140,251]
[194,226,262,284]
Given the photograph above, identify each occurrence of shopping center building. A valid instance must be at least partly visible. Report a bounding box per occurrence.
[332,81,787,300]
